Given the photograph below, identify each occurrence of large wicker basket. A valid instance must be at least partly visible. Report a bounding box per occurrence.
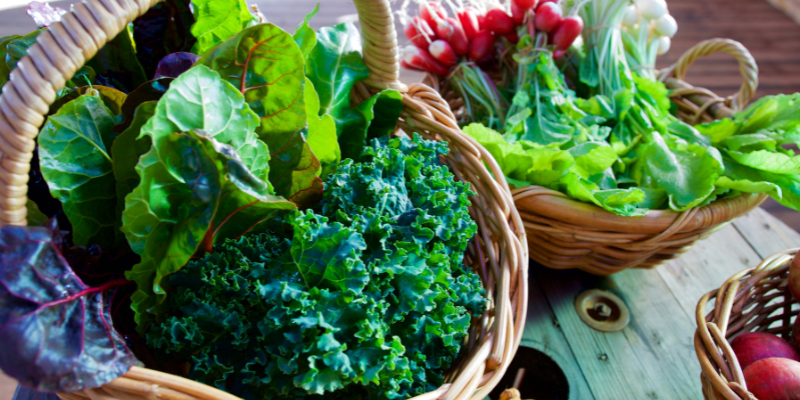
[426,38,766,275]
[0,0,529,398]
[695,248,800,400]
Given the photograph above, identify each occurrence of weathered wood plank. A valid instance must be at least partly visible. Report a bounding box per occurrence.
[522,275,596,400]
[534,265,702,400]
[732,207,800,258]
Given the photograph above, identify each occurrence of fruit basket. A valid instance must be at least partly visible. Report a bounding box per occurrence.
[397,1,792,275]
[0,0,528,399]
[695,248,800,400]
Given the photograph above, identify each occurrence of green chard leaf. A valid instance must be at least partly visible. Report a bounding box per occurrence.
[293,4,320,59]
[115,78,173,133]
[197,23,323,205]
[305,77,340,179]
[49,85,127,117]
[190,0,256,56]
[121,66,296,332]
[4,30,42,72]
[37,95,119,249]
[0,34,22,86]
[86,26,148,93]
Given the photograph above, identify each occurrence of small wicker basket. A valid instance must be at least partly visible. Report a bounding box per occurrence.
[695,248,800,400]
[427,38,766,275]
[0,0,529,399]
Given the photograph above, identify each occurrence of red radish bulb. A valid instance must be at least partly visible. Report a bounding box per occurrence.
[405,17,436,49]
[551,15,584,50]
[513,0,537,9]
[553,49,567,59]
[429,39,458,66]
[419,2,447,28]
[485,8,515,35]
[790,254,800,301]
[536,0,557,9]
[446,17,470,55]
[477,14,486,30]
[403,45,450,76]
[526,10,536,38]
[401,59,423,71]
[505,31,520,44]
[458,7,481,40]
[469,30,496,61]
[744,357,800,400]
[535,2,563,33]
[511,2,525,26]
[731,332,800,370]
[434,18,454,41]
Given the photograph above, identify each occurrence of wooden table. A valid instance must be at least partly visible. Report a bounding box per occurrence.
[519,207,800,400]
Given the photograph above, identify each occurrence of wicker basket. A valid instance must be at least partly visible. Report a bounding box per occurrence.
[0,0,529,398]
[695,248,800,400]
[426,38,767,275]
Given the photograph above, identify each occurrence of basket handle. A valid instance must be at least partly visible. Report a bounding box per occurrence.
[0,0,405,227]
[661,38,759,112]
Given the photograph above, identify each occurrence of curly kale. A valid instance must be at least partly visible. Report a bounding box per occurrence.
[146,135,485,400]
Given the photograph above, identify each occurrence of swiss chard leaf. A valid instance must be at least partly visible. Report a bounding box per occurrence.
[197,23,322,202]
[293,4,320,59]
[49,85,127,117]
[121,66,295,332]
[38,95,120,250]
[0,222,140,392]
[115,78,173,133]
[4,30,42,72]
[305,77,340,180]
[0,34,21,86]
[190,0,256,56]
[154,52,200,79]
[338,89,403,160]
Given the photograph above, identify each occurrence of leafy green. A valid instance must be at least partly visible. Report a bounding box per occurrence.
[146,135,484,400]
[305,77,339,179]
[190,0,256,56]
[0,34,21,86]
[293,4,319,59]
[37,94,120,249]
[85,26,148,93]
[121,66,296,332]
[4,30,41,72]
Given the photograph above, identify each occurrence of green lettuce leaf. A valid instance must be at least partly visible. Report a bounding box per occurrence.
[190,0,256,56]
[727,149,800,174]
[568,142,618,178]
[695,118,740,144]
[463,123,534,182]
[121,66,295,331]
[630,132,723,211]
[559,173,647,216]
[525,147,574,186]
[724,134,776,152]
[37,95,119,249]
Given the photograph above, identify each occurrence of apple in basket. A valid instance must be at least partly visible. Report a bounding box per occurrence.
[743,357,800,400]
[730,332,800,370]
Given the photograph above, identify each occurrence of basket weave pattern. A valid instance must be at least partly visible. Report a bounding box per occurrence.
[0,0,529,399]
[695,249,800,400]
[426,38,766,275]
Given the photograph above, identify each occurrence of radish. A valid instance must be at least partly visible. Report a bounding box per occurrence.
[653,14,677,38]
[513,0,537,9]
[511,2,526,26]
[534,2,563,33]
[469,30,496,61]
[434,18,469,55]
[527,11,536,38]
[477,13,486,30]
[403,45,450,76]
[635,0,667,20]
[553,49,567,59]
[401,59,424,72]
[458,7,481,40]
[656,36,670,55]
[405,17,436,49]
[622,5,640,28]
[485,8,515,35]
[551,15,583,50]
[536,0,558,9]
[419,2,447,28]
[505,31,520,44]
[429,39,458,66]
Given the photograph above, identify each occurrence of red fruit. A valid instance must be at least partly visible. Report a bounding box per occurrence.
[458,7,481,40]
[441,17,469,55]
[429,39,458,66]
[789,253,800,301]
[485,8,515,35]
[402,45,450,76]
[551,15,584,50]
[434,18,454,40]
[553,49,567,59]
[404,17,436,49]
[477,13,486,30]
[731,332,800,370]
[511,2,525,26]
[469,30,496,61]
[526,10,536,38]
[513,0,537,9]
[401,59,424,72]
[505,31,520,44]
[744,357,800,400]
[419,2,447,28]
[535,2,563,33]
[536,0,557,9]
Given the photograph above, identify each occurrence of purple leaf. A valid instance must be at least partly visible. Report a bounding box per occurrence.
[153,52,200,79]
[26,1,66,28]
[0,220,141,393]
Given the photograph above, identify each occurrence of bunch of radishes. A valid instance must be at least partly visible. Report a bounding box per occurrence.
[401,0,585,76]
[723,254,800,399]
[621,0,677,56]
